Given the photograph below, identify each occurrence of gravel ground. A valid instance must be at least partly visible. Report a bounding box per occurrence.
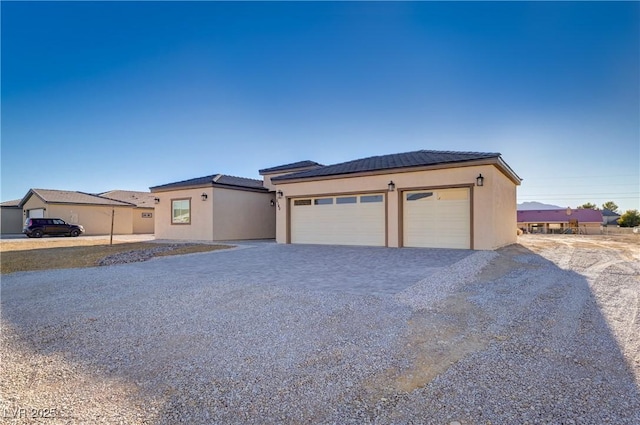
[95,244,203,266]
[1,236,638,424]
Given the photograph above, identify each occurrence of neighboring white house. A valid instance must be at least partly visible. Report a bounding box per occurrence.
[601,209,621,225]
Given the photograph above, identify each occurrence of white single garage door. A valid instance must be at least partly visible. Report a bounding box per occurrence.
[403,188,470,249]
[291,194,385,246]
[28,208,45,218]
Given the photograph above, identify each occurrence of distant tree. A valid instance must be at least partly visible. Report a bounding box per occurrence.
[618,209,640,227]
[601,201,619,213]
[578,202,598,210]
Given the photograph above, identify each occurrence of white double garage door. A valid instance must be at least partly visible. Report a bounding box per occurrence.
[291,188,470,249]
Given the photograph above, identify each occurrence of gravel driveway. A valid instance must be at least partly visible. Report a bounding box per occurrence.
[1,237,639,424]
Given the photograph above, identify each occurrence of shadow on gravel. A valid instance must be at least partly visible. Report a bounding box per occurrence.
[374,243,640,424]
[1,243,639,424]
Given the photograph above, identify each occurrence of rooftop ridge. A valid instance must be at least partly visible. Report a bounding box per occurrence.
[271,149,503,182]
[218,174,263,183]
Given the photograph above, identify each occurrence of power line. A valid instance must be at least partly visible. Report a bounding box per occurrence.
[522,183,639,188]
[518,196,639,200]
[527,174,639,180]
[520,192,639,196]
[518,194,639,198]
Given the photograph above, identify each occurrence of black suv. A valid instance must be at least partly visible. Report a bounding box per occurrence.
[23,218,85,238]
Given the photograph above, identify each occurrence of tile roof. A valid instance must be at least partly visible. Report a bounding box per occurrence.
[1,199,21,207]
[259,160,323,174]
[271,150,502,181]
[98,190,156,208]
[216,175,266,189]
[24,189,135,207]
[602,209,620,217]
[517,209,603,223]
[150,174,267,192]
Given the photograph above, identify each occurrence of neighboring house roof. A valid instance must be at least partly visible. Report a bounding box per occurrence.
[99,190,156,208]
[517,209,603,223]
[602,209,620,217]
[20,189,135,207]
[150,174,268,192]
[271,150,520,183]
[1,199,21,207]
[259,160,323,174]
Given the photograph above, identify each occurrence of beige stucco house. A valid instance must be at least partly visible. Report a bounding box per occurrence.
[152,150,521,250]
[17,189,153,236]
[150,174,275,241]
[265,150,522,250]
[1,199,23,234]
[99,190,156,234]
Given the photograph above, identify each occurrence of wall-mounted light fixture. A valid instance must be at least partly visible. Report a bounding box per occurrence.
[476,174,484,187]
[154,197,160,204]
[276,190,284,199]
[201,193,208,201]
[388,180,396,192]
[270,199,275,207]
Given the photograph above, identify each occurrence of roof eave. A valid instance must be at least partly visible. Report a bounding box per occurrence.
[150,182,213,193]
[259,165,322,176]
[212,182,270,193]
[18,189,44,208]
[495,157,523,185]
[272,157,521,185]
[150,181,268,194]
[38,200,135,207]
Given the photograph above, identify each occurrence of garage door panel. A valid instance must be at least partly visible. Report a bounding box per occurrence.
[291,194,385,246]
[28,209,45,218]
[404,188,470,249]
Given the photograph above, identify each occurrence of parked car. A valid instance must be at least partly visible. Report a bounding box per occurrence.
[23,218,85,238]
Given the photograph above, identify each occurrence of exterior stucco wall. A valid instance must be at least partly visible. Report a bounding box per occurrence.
[274,164,518,250]
[50,205,133,235]
[212,188,276,240]
[581,223,603,235]
[22,197,134,235]
[153,188,214,241]
[23,197,48,217]
[1,207,23,233]
[262,172,294,191]
[489,167,519,249]
[132,207,155,234]
[262,174,276,191]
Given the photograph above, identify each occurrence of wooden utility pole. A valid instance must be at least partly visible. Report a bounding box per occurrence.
[110,208,115,245]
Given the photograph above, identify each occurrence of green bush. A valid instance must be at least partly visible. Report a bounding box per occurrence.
[618,209,640,227]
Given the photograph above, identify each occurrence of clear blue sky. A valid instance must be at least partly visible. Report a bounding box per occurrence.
[2,2,639,212]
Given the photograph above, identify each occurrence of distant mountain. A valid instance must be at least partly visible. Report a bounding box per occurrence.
[517,201,563,210]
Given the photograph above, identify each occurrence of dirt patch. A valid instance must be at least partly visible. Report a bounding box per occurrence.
[475,244,539,282]
[0,236,154,252]
[0,243,231,274]
[521,234,639,259]
[367,235,639,406]
[388,293,488,393]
